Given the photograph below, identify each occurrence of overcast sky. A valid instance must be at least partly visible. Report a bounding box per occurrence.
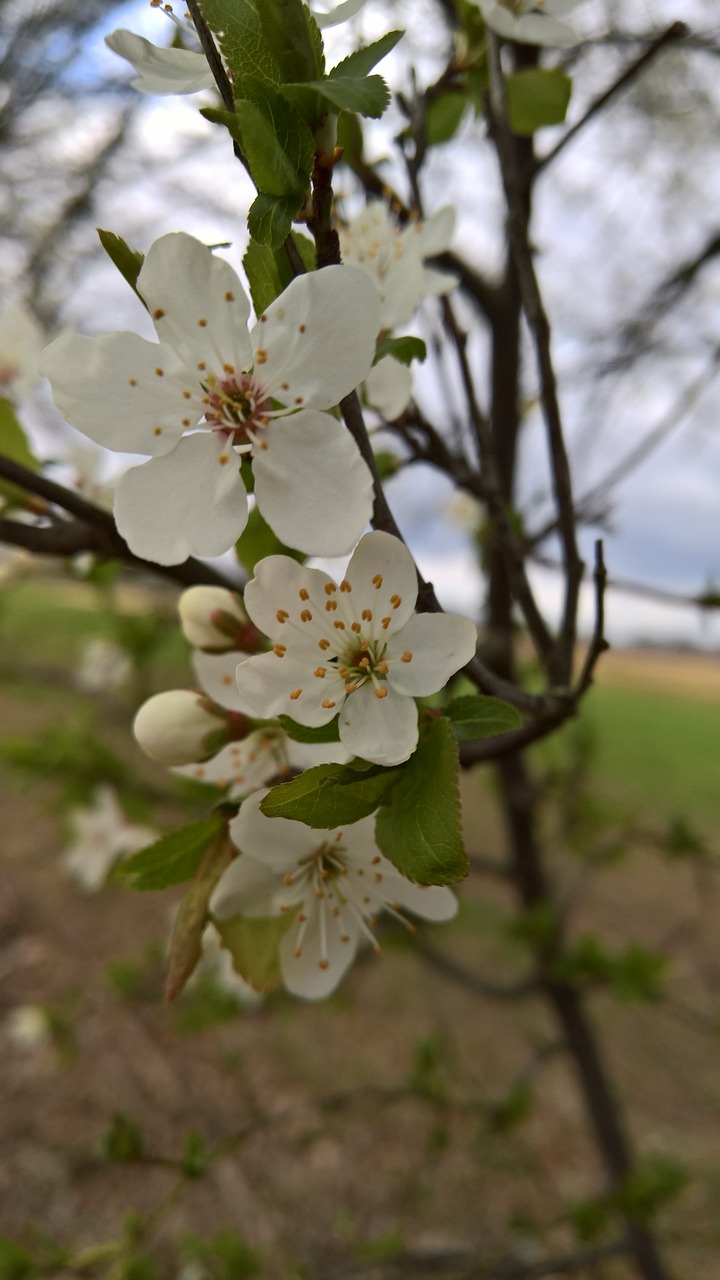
[18,0,720,650]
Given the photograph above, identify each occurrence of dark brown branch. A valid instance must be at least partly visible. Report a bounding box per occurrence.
[417,941,539,1002]
[574,540,609,697]
[441,298,557,674]
[0,456,236,589]
[536,22,689,176]
[487,36,583,685]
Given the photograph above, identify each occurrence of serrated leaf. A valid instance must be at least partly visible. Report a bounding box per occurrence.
[375,717,467,885]
[97,229,145,302]
[260,759,399,827]
[506,68,572,136]
[0,397,39,509]
[373,335,427,367]
[257,0,324,83]
[205,97,314,198]
[235,503,306,574]
[165,830,235,1001]
[277,714,341,744]
[119,817,226,891]
[242,233,315,318]
[329,30,403,79]
[283,74,390,119]
[214,913,294,991]
[444,695,522,741]
[197,0,280,96]
[248,193,305,248]
[425,92,466,146]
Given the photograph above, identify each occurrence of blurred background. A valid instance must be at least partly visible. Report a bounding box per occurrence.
[1,1,720,1276]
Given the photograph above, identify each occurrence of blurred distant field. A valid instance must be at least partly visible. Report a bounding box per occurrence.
[0,574,719,1278]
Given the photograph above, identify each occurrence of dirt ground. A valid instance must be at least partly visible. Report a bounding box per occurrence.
[1,653,719,1278]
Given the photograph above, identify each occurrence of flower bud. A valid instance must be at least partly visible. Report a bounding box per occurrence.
[133,690,229,767]
[178,586,263,653]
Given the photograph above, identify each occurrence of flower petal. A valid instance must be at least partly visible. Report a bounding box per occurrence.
[228,789,323,872]
[40,331,188,455]
[105,30,215,94]
[257,265,380,411]
[137,233,253,372]
[344,530,418,632]
[311,0,366,27]
[279,897,359,999]
[193,650,256,713]
[364,358,413,421]
[417,206,456,255]
[253,411,373,555]
[363,858,459,921]
[114,431,248,564]
[235,650,345,726]
[339,683,418,765]
[243,555,336,640]
[385,613,477,696]
[210,855,281,920]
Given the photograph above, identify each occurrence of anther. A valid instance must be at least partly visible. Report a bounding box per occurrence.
[390,594,402,609]
[152,308,165,320]
[374,686,388,698]
[351,622,361,633]
[318,639,331,651]
[381,617,391,630]
[339,579,351,592]
[290,689,302,700]
[273,643,287,657]
[321,699,337,709]
[324,583,337,595]
[361,609,373,621]
[155,367,164,377]
[198,317,207,327]
[325,599,338,612]
[128,378,137,387]
[333,621,346,630]
[314,667,327,678]
[276,609,289,623]
[300,609,312,622]
[372,574,383,588]
[299,588,310,600]
[224,291,234,301]
[182,390,192,398]
[401,651,413,663]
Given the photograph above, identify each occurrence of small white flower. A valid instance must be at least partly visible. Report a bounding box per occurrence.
[178,584,260,653]
[41,233,380,565]
[0,302,44,402]
[234,530,478,766]
[211,789,457,1000]
[63,785,157,892]
[75,638,133,694]
[478,0,579,47]
[5,1005,52,1054]
[340,203,458,330]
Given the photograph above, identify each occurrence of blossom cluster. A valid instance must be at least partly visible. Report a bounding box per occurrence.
[36,3,483,1002]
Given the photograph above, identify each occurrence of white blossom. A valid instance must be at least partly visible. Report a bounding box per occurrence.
[478,0,579,47]
[211,789,457,1000]
[234,530,478,766]
[5,1005,52,1054]
[63,785,157,892]
[75,638,133,694]
[340,203,458,330]
[41,233,380,565]
[0,302,44,402]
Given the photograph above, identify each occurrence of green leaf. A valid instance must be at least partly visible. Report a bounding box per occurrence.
[165,832,235,1001]
[374,717,468,885]
[0,397,39,509]
[616,1156,689,1225]
[329,30,403,79]
[119,817,226,892]
[97,229,145,301]
[242,233,315,316]
[0,1237,35,1280]
[248,192,305,248]
[100,1112,145,1162]
[372,450,402,481]
[444,695,522,741]
[197,0,280,96]
[214,913,294,991]
[283,74,391,119]
[373,335,427,367]
[277,714,341,744]
[336,110,365,166]
[257,0,324,83]
[235,503,306,574]
[204,97,314,199]
[260,759,399,827]
[425,92,466,146]
[505,68,572,136]
[181,1131,209,1179]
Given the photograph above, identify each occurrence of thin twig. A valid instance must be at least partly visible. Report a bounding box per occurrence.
[574,540,609,697]
[536,23,689,176]
[417,942,539,1002]
[487,35,583,685]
